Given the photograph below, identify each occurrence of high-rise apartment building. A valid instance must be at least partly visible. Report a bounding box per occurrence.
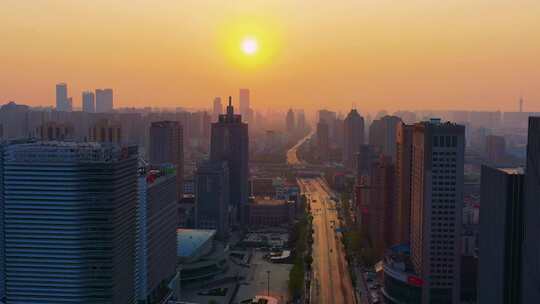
[210,97,249,222]
[286,109,295,133]
[394,122,414,244]
[82,91,96,113]
[485,135,506,163]
[89,119,122,144]
[410,119,465,304]
[521,117,540,302]
[343,109,365,170]
[55,82,72,112]
[1,142,138,303]
[136,166,178,303]
[369,115,401,162]
[297,110,306,133]
[96,88,114,113]
[194,160,230,238]
[316,121,330,160]
[479,166,524,304]
[213,97,223,121]
[149,121,184,203]
[239,89,250,120]
[367,155,394,257]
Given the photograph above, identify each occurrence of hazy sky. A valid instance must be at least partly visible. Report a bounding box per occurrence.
[1,0,539,112]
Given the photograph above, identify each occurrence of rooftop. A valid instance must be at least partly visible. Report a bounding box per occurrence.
[177,229,216,258]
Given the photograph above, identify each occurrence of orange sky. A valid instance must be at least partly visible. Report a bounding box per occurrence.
[1,0,539,112]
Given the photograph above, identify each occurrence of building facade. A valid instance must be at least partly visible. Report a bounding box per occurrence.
[194,160,230,238]
[82,91,95,113]
[410,120,465,304]
[95,88,114,113]
[343,109,365,170]
[479,166,524,304]
[394,122,414,245]
[210,97,249,222]
[149,121,184,203]
[1,142,138,303]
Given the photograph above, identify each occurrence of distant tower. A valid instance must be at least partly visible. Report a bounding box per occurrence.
[519,96,524,113]
[95,88,114,113]
[213,97,223,121]
[210,96,249,223]
[286,109,295,133]
[239,89,250,120]
[82,91,95,113]
[343,109,365,170]
[55,83,72,112]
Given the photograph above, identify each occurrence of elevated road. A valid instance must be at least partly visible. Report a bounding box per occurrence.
[286,131,314,166]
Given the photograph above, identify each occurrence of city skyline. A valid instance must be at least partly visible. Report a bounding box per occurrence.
[2,1,540,111]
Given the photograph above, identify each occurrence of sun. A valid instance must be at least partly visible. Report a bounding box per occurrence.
[241,37,259,55]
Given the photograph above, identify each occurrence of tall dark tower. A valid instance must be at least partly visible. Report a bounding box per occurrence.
[210,96,249,223]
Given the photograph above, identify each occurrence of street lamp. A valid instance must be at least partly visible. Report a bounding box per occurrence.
[266,270,271,297]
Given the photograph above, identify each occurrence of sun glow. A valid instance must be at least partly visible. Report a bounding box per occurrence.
[241,37,259,55]
[219,18,281,69]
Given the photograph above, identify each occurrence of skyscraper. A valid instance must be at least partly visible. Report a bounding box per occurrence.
[479,166,524,304]
[369,115,402,162]
[89,119,122,144]
[212,97,223,121]
[1,142,138,303]
[136,166,178,303]
[149,121,184,204]
[343,109,365,170]
[316,121,329,160]
[210,97,249,222]
[194,160,230,238]
[286,108,295,133]
[239,88,250,120]
[297,110,306,133]
[55,82,72,112]
[521,117,540,302]
[394,122,414,244]
[96,88,114,113]
[366,155,394,257]
[82,91,95,113]
[410,119,465,304]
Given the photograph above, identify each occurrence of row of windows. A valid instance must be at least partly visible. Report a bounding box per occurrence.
[433,170,456,174]
[433,136,458,147]
[433,151,457,156]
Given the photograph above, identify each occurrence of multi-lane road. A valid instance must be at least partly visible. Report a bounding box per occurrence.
[298,178,356,304]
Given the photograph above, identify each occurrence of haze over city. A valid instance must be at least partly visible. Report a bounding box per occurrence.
[1,2,540,304]
[2,0,540,111]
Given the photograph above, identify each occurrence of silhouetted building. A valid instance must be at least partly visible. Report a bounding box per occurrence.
[410,119,465,304]
[1,142,138,303]
[0,102,29,139]
[485,135,506,163]
[369,115,401,162]
[210,97,249,222]
[82,91,95,113]
[212,97,223,121]
[356,144,379,177]
[136,166,178,303]
[316,121,330,160]
[521,117,540,303]
[96,88,114,113]
[286,109,295,133]
[56,82,72,112]
[35,121,74,140]
[246,197,295,227]
[194,160,230,238]
[149,121,184,203]
[343,109,365,170]
[479,166,524,304]
[239,89,250,120]
[297,110,307,133]
[367,155,394,257]
[89,119,122,144]
[394,122,414,245]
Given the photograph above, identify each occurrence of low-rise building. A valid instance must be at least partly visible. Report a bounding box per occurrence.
[246,197,295,227]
